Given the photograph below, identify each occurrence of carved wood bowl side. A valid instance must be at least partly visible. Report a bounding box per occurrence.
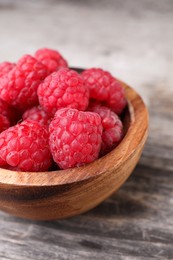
[0,70,148,220]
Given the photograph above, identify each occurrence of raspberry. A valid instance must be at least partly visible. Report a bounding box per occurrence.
[38,68,89,115]
[23,106,52,126]
[0,120,52,171]
[81,68,127,114]
[49,108,103,169]
[1,165,20,171]
[0,156,7,167]
[0,114,10,133]
[0,62,15,78]
[0,98,13,119]
[35,48,68,73]
[0,55,48,111]
[0,98,19,125]
[88,102,123,155]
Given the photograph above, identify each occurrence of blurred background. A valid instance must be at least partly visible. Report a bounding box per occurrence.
[0,0,172,95]
[0,0,172,170]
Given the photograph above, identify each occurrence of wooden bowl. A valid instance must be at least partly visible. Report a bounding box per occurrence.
[0,72,148,220]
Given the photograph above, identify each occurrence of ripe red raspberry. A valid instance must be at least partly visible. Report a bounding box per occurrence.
[49,108,103,169]
[81,68,127,114]
[0,156,7,167]
[0,55,48,111]
[1,165,20,171]
[0,120,52,171]
[0,98,19,125]
[38,68,89,115]
[23,106,52,126]
[0,114,10,133]
[0,62,15,77]
[35,48,68,73]
[88,102,123,155]
[0,98,13,119]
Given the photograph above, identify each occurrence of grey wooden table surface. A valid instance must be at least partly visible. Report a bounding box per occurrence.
[0,0,173,259]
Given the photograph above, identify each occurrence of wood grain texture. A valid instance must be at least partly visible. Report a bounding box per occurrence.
[0,165,172,260]
[0,82,148,220]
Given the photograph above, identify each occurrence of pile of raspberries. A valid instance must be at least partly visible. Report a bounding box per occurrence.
[0,48,127,172]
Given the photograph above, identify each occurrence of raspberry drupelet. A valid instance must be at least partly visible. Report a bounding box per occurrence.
[0,55,48,111]
[35,48,68,73]
[0,157,7,167]
[0,120,52,171]
[38,68,89,115]
[23,106,52,126]
[0,99,14,122]
[0,98,19,126]
[0,62,16,78]
[0,114,10,133]
[88,102,123,155]
[81,68,127,114]
[49,108,103,169]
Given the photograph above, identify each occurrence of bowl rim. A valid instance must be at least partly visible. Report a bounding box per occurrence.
[0,79,148,187]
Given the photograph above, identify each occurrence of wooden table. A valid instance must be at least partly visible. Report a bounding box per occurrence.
[0,0,173,259]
